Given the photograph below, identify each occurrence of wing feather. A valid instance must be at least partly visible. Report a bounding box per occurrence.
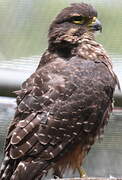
[2,57,117,180]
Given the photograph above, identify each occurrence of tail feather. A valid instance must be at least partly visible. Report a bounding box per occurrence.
[0,156,51,180]
[0,154,13,179]
[10,159,51,180]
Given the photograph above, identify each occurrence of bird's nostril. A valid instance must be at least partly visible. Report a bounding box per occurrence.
[92,19,102,32]
[94,24,102,31]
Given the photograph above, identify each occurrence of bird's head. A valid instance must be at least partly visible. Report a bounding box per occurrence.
[48,3,102,50]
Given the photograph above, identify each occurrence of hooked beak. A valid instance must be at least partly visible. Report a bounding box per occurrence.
[88,17,102,32]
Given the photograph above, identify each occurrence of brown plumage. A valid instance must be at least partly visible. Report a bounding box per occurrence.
[0,3,119,180]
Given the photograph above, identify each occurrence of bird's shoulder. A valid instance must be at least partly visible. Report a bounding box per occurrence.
[16,53,116,107]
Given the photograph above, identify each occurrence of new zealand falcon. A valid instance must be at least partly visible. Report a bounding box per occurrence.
[0,3,119,180]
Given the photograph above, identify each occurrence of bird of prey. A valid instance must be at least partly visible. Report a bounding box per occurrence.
[0,3,119,180]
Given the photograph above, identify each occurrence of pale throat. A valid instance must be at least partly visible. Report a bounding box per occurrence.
[73,32,110,62]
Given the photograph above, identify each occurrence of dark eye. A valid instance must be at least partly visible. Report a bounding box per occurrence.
[71,16,85,25]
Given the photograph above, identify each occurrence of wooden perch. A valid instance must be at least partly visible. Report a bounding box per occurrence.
[50,178,122,180]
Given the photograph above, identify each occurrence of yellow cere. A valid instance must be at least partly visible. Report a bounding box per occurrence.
[92,17,97,23]
[88,16,97,26]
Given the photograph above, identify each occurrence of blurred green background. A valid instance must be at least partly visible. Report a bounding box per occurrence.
[0,0,122,60]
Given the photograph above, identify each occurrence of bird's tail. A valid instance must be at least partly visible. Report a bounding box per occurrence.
[10,159,51,180]
[0,155,51,180]
[0,153,13,180]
